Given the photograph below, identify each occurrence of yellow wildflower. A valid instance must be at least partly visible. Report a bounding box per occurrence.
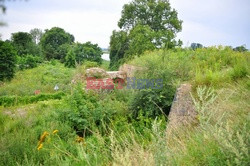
[37,143,43,151]
[53,130,59,134]
[76,136,84,143]
[39,131,49,144]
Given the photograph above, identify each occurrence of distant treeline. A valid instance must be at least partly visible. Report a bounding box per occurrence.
[0,27,103,81]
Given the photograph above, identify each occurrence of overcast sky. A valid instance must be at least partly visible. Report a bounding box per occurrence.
[0,0,249,49]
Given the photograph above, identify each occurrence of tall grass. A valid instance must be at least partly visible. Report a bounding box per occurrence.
[0,47,249,165]
[0,61,75,96]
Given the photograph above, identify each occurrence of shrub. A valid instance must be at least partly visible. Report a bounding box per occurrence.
[230,60,248,80]
[64,49,76,68]
[17,55,43,70]
[62,84,114,137]
[83,61,99,68]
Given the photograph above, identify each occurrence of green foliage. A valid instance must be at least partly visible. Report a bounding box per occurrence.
[17,54,43,70]
[109,30,129,70]
[58,43,71,62]
[73,42,103,65]
[233,45,248,52]
[129,56,176,118]
[64,48,76,68]
[83,61,99,68]
[0,40,17,81]
[0,92,65,107]
[191,43,203,50]
[40,27,74,60]
[100,60,110,70]
[130,88,175,118]
[11,32,42,57]
[62,84,114,137]
[118,0,182,47]
[230,59,248,80]
[109,0,182,69]
[0,47,249,165]
[29,28,43,44]
[0,62,74,96]
[126,24,156,58]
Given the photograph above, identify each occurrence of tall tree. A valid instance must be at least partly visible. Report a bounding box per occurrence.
[0,41,17,81]
[30,28,43,44]
[109,0,182,69]
[40,27,74,60]
[109,30,129,70]
[11,32,41,57]
[118,0,182,48]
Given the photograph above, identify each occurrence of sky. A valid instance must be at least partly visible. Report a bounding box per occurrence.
[0,0,250,49]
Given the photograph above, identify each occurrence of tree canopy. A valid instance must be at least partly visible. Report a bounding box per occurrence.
[30,28,43,44]
[73,42,103,65]
[109,0,182,69]
[11,32,41,57]
[40,27,74,60]
[118,0,182,48]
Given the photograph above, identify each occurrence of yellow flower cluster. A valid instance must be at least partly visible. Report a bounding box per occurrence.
[76,136,84,143]
[37,130,59,151]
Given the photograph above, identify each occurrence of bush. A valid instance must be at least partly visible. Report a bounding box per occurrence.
[83,61,99,68]
[17,55,43,70]
[64,49,76,68]
[61,84,115,137]
[130,87,175,118]
[230,59,248,80]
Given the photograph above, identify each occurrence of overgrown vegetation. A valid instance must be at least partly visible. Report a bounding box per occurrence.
[0,46,249,165]
[0,0,249,165]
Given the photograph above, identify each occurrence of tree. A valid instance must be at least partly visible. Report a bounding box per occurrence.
[81,42,103,64]
[40,27,74,60]
[65,49,76,68]
[118,0,182,48]
[126,24,156,58]
[30,28,43,44]
[0,41,17,81]
[109,30,129,70]
[233,45,248,52]
[109,0,182,69]
[73,42,103,65]
[11,32,34,56]
[11,32,42,57]
[191,43,203,50]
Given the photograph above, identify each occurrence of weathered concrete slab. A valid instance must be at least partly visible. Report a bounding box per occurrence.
[166,84,198,134]
[119,64,144,78]
[107,71,127,80]
[86,68,109,78]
